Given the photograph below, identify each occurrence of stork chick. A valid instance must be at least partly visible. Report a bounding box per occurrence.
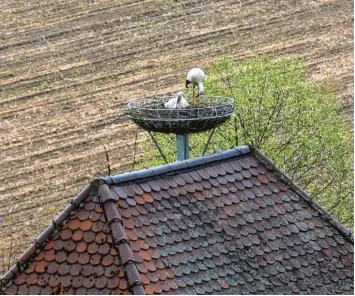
[164,91,189,109]
[186,68,205,104]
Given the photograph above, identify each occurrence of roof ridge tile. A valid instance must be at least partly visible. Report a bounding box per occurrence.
[98,184,145,295]
[103,145,251,185]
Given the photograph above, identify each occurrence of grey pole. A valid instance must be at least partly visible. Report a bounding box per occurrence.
[176,133,189,161]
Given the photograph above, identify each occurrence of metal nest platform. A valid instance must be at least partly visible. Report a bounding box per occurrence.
[127,95,234,134]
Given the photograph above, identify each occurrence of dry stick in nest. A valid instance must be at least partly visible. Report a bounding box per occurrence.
[91,113,129,130]
[104,145,111,176]
[110,112,130,124]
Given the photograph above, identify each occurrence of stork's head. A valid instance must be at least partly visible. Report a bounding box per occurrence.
[177,91,184,103]
[185,79,192,88]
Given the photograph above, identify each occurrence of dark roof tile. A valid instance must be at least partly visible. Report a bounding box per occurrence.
[196,168,210,180]
[214,164,227,176]
[137,182,152,194]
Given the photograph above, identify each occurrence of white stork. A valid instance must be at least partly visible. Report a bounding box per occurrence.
[164,91,189,109]
[186,68,205,100]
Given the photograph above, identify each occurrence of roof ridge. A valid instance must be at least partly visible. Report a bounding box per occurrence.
[103,145,251,185]
[0,184,91,286]
[98,183,145,295]
[251,146,354,243]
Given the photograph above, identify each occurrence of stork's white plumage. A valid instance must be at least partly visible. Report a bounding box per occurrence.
[164,91,189,109]
[186,68,205,96]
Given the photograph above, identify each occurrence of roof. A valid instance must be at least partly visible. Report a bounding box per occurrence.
[1,145,354,295]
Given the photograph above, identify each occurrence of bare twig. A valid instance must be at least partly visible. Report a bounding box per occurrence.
[235,109,254,146]
[91,112,129,130]
[274,120,310,156]
[104,146,111,176]
[328,191,351,212]
[290,152,324,181]
[258,90,285,148]
[307,177,336,200]
[7,222,14,271]
[234,115,239,147]
[132,127,139,171]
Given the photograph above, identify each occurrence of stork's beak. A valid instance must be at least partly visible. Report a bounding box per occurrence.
[185,80,192,88]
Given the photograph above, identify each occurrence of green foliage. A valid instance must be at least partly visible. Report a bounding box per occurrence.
[138,55,353,225]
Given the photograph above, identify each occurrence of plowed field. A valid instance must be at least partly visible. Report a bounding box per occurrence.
[0,0,353,271]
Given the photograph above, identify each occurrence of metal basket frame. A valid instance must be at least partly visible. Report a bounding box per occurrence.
[127,95,234,134]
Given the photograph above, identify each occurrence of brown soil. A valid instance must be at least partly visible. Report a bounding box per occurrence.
[0,0,353,272]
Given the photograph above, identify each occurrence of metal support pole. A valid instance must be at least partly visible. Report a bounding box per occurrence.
[202,127,216,156]
[148,131,168,164]
[176,133,189,161]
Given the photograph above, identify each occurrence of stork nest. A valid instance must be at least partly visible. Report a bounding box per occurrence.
[127,95,234,133]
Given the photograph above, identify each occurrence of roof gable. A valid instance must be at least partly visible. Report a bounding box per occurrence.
[1,146,353,295]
